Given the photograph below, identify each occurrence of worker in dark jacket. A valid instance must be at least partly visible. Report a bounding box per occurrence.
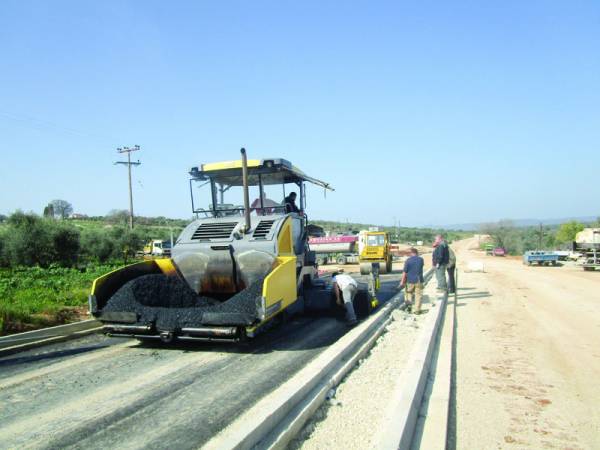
[432,235,449,292]
[400,248,424,314]
[283,192,300,213]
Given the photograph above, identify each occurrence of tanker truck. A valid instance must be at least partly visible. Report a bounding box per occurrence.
[308,235,360,266]
[573,228,600,271]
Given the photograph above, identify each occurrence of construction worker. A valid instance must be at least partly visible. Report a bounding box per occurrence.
[283,192,300,213]
[447,247,457,294]
[400,247,424,314]
[332,272,358,326]
[432,234,449,292]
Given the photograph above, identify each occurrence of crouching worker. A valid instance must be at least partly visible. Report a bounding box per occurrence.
[400,247,424,314]
[332,272,358,326]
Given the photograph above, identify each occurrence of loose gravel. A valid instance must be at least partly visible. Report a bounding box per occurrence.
[102,274,264,330]
[289,307,426,450]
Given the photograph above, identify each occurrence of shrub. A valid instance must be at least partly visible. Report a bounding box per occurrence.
[50,223,80,266]
[81,229,115,263]
[2,211,81,267]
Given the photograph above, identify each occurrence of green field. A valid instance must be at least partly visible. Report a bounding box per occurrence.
[0,264,121,335]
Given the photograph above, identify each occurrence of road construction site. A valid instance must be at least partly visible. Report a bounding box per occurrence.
[0,266,432,450]
[3,154,448,450]
[2,237,599,449]
[1,152,598,450]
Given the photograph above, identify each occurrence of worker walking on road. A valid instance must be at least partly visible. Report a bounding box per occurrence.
[400,247,424,314]
[332,272,358,326]
[447,247,457,294]
[432,234,450,292]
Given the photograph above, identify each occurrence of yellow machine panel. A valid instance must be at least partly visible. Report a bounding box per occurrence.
[277,217,294,255]
[201,159,261,171]
[261,256,298,319]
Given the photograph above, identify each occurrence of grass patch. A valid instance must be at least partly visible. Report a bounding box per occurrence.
[0,264,120,335]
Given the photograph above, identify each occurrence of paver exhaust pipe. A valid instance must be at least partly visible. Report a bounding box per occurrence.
[241,147,251,234]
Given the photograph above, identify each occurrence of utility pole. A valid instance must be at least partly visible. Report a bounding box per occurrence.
[115,145,141,230]
[538,222,544,250]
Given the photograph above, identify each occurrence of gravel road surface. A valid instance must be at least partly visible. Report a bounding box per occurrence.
[0,272,402,450]
[451,238,600,449]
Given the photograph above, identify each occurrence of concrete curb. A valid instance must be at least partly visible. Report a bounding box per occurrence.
[203,269,434,450]
[373,279,448,450]
[0,319,102,357]
[412,279,456,449]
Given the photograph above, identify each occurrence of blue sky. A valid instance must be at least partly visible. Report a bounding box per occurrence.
[1,1,598,227]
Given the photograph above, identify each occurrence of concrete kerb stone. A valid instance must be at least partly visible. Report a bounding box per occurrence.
[373,280,447,450]
[0,319,102,357]
[261,311,396,450]
[203,269,435,450]
[412,277,456,449]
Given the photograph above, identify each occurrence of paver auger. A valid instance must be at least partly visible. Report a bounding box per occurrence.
[89,149,373,342]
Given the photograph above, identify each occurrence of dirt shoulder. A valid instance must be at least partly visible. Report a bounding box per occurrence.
[452,238,600,449]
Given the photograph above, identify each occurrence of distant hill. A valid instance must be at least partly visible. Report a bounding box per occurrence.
[439,216,599,231]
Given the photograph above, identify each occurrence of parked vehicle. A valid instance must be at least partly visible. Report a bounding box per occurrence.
[523,251,559,266]
[573,228,600,271]
[492,247,506,257]
[308,235,360,266]
[141,239,172,258]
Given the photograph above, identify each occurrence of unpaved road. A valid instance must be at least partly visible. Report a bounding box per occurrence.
[0,274,403,449]
[452,238,600,449]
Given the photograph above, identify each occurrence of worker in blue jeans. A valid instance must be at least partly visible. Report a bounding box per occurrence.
[432,235,449,292]
[332,272,358,326]
[400,247,424,314]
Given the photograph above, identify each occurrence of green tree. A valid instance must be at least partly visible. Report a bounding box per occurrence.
[43,204,54,218]
[0,230,6,267]
[3,211,81,267]
[106,209,129,226]
[555,221,584,244]
[50,222,80,266]
[50,199,73,219]
[481,220,519,252]
[109,227,145,263]
[4,212,55,266]
[81,229,115,263]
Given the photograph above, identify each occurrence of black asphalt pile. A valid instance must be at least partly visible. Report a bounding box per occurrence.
[102,274,264,330]
[126,274,217,308]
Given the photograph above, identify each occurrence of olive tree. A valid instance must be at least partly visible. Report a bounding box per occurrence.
[50,199,73,219]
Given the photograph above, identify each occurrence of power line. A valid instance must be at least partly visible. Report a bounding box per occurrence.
[0,110,123,144]
[115,145,141,230]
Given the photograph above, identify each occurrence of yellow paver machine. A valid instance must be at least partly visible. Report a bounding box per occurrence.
[89,149,373,342]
